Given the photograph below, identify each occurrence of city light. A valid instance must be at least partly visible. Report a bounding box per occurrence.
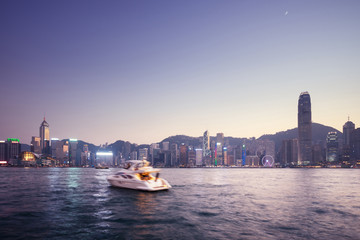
[69,138,78,142]
[51,138,59,141]
[96,152,113,156]
[7,138,19,142]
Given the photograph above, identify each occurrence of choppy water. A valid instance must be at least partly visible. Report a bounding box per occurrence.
[0,168,360,240]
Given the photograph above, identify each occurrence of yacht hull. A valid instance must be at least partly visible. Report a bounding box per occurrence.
[107,176,171,191]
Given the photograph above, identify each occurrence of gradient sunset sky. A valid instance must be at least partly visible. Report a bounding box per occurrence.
[1,0,359,145]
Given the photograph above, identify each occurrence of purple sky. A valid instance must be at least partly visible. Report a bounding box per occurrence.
[1,0,359,145]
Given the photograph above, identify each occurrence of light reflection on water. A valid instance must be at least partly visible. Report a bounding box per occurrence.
[0,168,360,239]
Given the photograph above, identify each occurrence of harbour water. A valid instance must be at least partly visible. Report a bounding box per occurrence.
[1,168,360,239]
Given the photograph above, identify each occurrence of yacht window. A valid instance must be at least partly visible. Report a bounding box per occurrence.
[121,175,127,179]
[126,175,133,179]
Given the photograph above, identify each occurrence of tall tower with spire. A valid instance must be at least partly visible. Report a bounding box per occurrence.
[343,116,355,146]
[298,92,312,165]
[40,117,50,154]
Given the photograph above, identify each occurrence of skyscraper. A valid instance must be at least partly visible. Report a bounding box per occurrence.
[350,128,360,163]
[342,119,355,165]
[162,142,170,151]
[216,133,224,165]
[138,148,148,160]
[179,144,187,167]
[170,143,178,167]
[343,118,355,146]
[50,138,59,157]
[202,130,210,157]
[280,139,298,165]
[31,136,41,154]
[326,132,339,163]
[242,143,246,166]
[39,117,50,154]
[0,141,6,163]
[6,138,21,165]
[187,148,196,167]
[195,149,203,166]
[298,92,312,165]
[69,138,78,166]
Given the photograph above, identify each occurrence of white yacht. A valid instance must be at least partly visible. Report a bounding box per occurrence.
[106,160,172,191]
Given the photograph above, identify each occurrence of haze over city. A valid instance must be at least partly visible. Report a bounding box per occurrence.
[1,0,359,145]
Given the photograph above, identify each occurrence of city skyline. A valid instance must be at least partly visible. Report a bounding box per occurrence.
[1,0,360,145]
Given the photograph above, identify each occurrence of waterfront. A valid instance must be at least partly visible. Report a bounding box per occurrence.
[0,168,360,240]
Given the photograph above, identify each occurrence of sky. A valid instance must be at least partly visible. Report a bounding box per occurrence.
[1,0,359,145]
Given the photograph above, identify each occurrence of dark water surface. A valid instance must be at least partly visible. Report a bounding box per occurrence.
[1,168,360,239]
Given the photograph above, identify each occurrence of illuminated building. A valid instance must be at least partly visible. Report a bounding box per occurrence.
[202,130,210,157]
[170,143,178,167]
[138,148,148,160]
[31,136,41,154]
[214,143,219,166]
[326,132,339,163]
[39,118,50,154]
[298,92,312,165]
[343,118,355,146]
[223,147,228,165]
[96,151,113,166]
[69,139,78,166]
[350,128,360,163]
[162,150,172,167]
[6,138,21,165]
[54,140,69,165]
[242,144,246,166]
[20,152,37,166]
[0,141,6,165]
[150,143,159,154]
[180,144,187,167]
[162,142,169,151]
[343,119,355,164]
[50,138,59,158]
[150,143,160,165]
[280,139,298,165]
[233,145,242,166]
[188,148,196,167]
[246,155,259,166]
[124,141,131,160]
[130,151,137,160]
[152,148,161,166]
[312,144,323,164]
[228,154,235,166]
[216,133,224,165]
[195,149,203,166]
[81,144,90,166]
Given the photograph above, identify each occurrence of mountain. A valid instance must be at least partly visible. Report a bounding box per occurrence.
[108,140,150,155]
[61,122,342,154]
[161,135,201,147]
[258,122,343,152]
[160,135,248,148]
[77,140,99,153]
